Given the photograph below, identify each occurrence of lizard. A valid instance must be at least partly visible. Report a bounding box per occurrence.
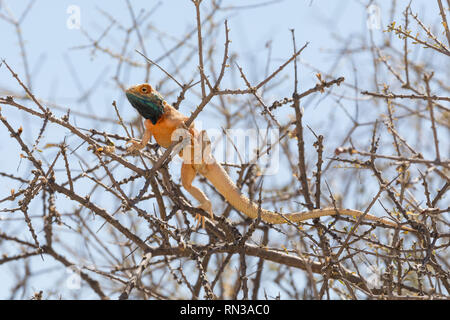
[125,83,414,232]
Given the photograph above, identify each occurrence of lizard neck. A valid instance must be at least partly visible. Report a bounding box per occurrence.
[126,92,165,124]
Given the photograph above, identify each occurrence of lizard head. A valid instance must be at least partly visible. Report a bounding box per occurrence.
[125,83,165,124]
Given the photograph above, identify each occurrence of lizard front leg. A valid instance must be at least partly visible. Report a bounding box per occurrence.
[181,162,213,229]
[127,121,152,152]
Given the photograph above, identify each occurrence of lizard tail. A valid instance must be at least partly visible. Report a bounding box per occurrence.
[202,162,414,232]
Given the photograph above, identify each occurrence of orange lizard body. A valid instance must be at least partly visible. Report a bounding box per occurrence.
[125,83,414,232]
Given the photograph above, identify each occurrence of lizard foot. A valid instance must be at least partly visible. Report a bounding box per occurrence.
[194,202,214,229]
[126,139,144,153]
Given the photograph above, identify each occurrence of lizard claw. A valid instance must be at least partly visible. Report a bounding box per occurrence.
[194,203,214,229]
[194,213,206,229]
[126,139,144,153]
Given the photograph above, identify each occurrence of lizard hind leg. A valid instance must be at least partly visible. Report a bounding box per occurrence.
[181,163,213,229]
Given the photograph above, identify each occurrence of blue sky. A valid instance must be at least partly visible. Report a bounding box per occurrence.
[0,0,442,299]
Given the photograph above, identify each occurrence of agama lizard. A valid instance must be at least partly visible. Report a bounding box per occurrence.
[125,83,414,232]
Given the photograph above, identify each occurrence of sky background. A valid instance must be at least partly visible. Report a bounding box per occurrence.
[0,0,443,299]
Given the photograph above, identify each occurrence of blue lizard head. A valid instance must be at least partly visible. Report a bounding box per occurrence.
[125,84,165,124]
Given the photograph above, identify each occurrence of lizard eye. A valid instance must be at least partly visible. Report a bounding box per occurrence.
[140,85,152,94]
